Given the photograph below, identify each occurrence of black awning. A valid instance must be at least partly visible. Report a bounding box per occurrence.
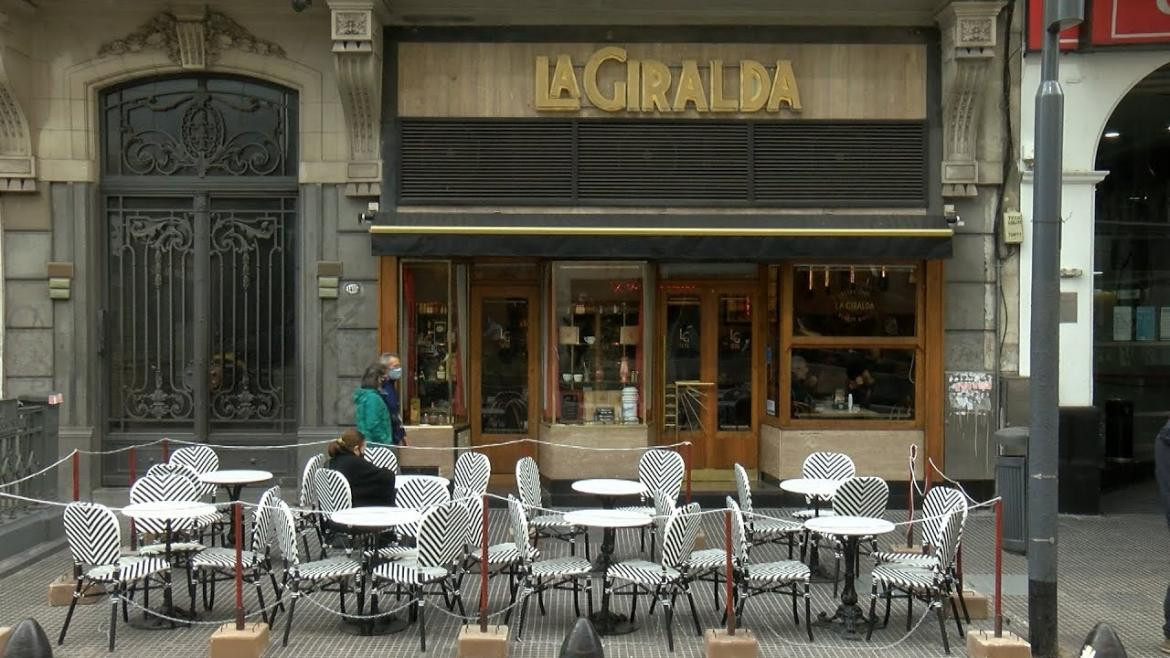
[369,211,953,261]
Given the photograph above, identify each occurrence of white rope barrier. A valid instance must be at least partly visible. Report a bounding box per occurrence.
[927,457,981,505]
[121,594,284,627]
[0,449,76,489]
[70,436,693,455]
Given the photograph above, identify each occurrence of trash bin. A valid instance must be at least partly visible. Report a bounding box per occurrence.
[995,426,1028,555]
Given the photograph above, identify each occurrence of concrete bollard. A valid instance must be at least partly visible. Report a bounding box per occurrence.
[47,576,103,607]
[704,629,758,657]
[559,618,603,657]
[1080,622,1127,658]
[966,630,1030,658]
[2,618,53,658]
[457,625,509,658]
[0,627,9,656]
[945,589,989,620]
[208,622,269,658]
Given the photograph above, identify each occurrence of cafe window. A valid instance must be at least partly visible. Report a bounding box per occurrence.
[783,264,922,423]
[766,265,780,417]
[552,262,645,425]
[402,260,466,425]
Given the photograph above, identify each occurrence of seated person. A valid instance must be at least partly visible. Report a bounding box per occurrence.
[845,358,876,408]
[327,428,396,507]
[791,355,818,412]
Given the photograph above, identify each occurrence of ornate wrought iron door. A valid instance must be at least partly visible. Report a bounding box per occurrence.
[102,76,297,451]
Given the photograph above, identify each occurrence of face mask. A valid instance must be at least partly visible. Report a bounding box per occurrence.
[388,367,403,380]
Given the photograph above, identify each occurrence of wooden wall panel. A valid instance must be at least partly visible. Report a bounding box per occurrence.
[378,256,399,354]
[398,42,927,120]
[924,260,945,470]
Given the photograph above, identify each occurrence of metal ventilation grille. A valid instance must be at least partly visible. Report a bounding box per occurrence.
[398,119,927,206]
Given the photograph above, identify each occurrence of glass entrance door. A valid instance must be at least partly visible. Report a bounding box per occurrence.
[661,282,759,471]
[470,286,538,475]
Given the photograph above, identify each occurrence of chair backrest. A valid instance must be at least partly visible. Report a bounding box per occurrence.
[638,449,685,502]
[170,445,219,497]
[920,486,967,551]
[660,502,701,570]
[831,476,889,518]
[312,468,352,515]
[440,498,472,567]
[271,499,301,568]
[146,461,203,488]
[802,451,855,480]
[725,497,748,563]
[364,444,400,474]
[454,451,491,494]
[733,463,755,515]
[932,505,968,574]
[251,485,282,554]
[63,502,120,568]
[455,486,485,550]
[397,476,451,537]
[298,454,327,508]
[508,495,532,567]
[515,456,543,513]
[130,472,201,535]
[415,503,455,570]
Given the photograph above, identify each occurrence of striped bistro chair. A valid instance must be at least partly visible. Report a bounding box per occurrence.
[297,454,328,558]
[459,486,539,603]
[828,476,890,597]
[685,495,738,612]
[606,502,702,652]
[59,502,170,652]
[170,445,230,544]
[867,506,968,654]
[873,486,967,569]
[617,448,685,554]
[733,463,802,556]
[313,468,353,551]
[454,451,491,494]
[270,499,363,647]
[372,499,470,652]
[364,444,400,474]
[506,496,593,640]
[129,472,209,613]
[515,456,589,558]
[143,462,221,538]
[728,497,814,641]
[396,475,451,539]
[790,451,856,520]
[191,486,282,623]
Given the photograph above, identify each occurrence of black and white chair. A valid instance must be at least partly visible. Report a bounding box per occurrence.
[790,451,856,520]
[396,475,451,540]
[371,499,470,652]
[827,476,889,596]
[170,445,230,544]
[506,496,593,640]
[143,462,220,539]
[873,486,966,569]
[606,502,702,652]
[515,456,589,557]
[866,506,968,654]
[59,502,169,652]
[191,486,281,622]
[733,463,802,556]
[454,451,491,494]
[270,499,363,647]
[729,498,814,641]
[312,468,353,551]
[618,448,686,554]
[364,444,400,474]
[460,485,537,605]
[297,454,327,558]
[129,472,208,612]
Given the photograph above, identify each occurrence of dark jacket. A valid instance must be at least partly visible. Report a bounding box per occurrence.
[1157,420,1170,528]
[328,451,396,508]
[379,379,407,444]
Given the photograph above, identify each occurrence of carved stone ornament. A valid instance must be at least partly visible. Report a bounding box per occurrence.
[329,1,382,197]
[936,1,1006,198]
[98,10,286,69]
[0,32,35,192]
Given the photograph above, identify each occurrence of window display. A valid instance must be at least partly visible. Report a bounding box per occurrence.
[552,263,645,424]
[792,265,917,337]
[790,348,915,420]
[402,260,465,425]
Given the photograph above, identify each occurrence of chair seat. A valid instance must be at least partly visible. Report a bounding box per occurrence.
[745,560,810,584]
[749,515,804,536]
[872,551,939,569]
[138,542,205,556]
[791,509,838,520]
[467,543,540,566]
[190,547,262,570]
[615,505,654,517]
[530,513,577,530]
[372,558,448,586]
[686,548,731,572]
[293,556,362,581]
[529,556,591,579]
[370,545,417,561]
[871,564,940,593]
[87,556,169,583]
[608,559,681,587]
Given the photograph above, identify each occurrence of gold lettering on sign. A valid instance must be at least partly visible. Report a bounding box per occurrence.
[532,48,803,114]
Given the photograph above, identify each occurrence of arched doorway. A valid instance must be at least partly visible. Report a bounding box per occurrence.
[101,75,298,480]
[1093,62,1170,468]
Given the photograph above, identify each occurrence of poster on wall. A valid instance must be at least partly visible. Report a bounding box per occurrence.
[946,371,994,469]
[1112,306,1133,341]
[946,371,993,414]
[1136,306,1157,341]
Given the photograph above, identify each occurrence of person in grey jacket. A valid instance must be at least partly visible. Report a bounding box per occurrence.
[1157,420,1170,654]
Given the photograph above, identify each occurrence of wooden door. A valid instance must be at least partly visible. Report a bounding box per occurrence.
[659,281,760,472]
[470,285,539,476]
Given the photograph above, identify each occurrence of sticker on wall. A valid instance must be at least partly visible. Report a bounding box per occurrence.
[946,371,994,469]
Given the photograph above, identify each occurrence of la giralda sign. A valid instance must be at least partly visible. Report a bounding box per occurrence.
[534,46,802,113]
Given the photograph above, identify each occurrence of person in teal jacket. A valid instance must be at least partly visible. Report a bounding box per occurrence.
[354,362,392,446]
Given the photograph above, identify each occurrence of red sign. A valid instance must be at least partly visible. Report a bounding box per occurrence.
[1027,0,1081,51]
[1090,0,1170,45]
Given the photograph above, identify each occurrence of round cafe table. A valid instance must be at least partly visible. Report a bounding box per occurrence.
[563,509,652,636]
[780,478,842,573]
[199,469,273,544]
[804,515,895,638]
[570,478,648,572]
[121,501,219,629]
[394,474,450,489]
[330,506,421,636]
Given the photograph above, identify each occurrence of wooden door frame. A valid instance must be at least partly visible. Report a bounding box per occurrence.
[469,283,540,473]
[656,279,761,471]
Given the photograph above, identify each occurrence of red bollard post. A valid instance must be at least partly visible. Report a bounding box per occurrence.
[684,442,693,504]
[479,494,489,633]
[234,501,245,630]
[71,451,79,502]
[724,509,735,636]
[906,446,917,546]
[128,447,138,550]
[161,437,169,462]
[994,498,1003,637]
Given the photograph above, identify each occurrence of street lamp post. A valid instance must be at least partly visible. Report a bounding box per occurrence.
[1029,1,1083,656]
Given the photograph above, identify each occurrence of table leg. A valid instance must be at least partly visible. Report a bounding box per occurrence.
[815,536,867,638]
[129,519,201,630]
[339,530,410,636]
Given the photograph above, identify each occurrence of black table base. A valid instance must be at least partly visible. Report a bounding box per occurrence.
[813,535,870,638]
[338,614,411,636]
[589,608,639,636]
